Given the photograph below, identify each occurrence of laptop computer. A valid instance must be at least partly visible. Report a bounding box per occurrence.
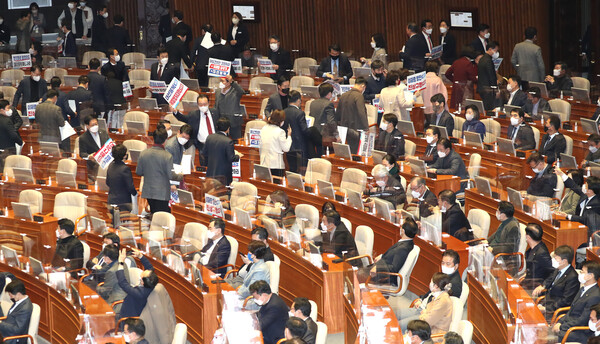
[234,207,253,229]
[400,209,417,222]
[308,65,319,77]
[474,176,493,198]
[11,202,33,221]
[572,87,590,103]
[463,131,484,149]
[285,171,304,191]
[41,32,59,44]
[346,189,364,211]
[407,158,427,177]
[464,99,485,115]
[1,246,19,267]
[90,216,107,235]
[56,171,76,188]
[57,57,77,68]
[431,125,449,139]
[181,78,200,90]
[29,256,44,275]
[129,149,142,163]
[40,141,61,156]
[580,118,599,135]
[126,121,147,135]
[590,162,600,177]
[20,116,30,127]
[371,150,386,164]
[168,250,185,275]
[317,179,335,199]
[373,197,393,222]
[143,58,158,69]
[182,101,197,113]
[147,239,163,261]
[254,164,273,183]
[261,217,281,243]
[332,142,352,159]
[138,98,158,111]
[63,75,79,87]
[496,137,516,156]
[503,104,521,115]
[259,83,277,95]
[119,226,137,248]
[507,187,524,211]
[353,67,371,78]
[177,189,195,209]
[12,167,34,183]
[397,120,417,137]
[528,81,548,98]
[300,86,320,98]
[559,153,578,169]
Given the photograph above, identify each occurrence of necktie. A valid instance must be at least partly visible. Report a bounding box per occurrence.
[157,64,163,79]
[205,113,213,134]
[333,61,338,77]
[427,294,434,304]
[8,301,17,314]
[544,136,552,148]
[552,271,562,285]
[580,198,590,216]
[427,35,433,52]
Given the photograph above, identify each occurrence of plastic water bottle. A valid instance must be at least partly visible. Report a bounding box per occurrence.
[29,145,33,155]
[326,146,330,156]
[560,91,564,100]
[574,121,578,132]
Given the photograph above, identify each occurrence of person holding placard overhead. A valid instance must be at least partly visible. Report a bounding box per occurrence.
[260,110,292,178]
[172,94,217,152]
[214,74,245,140]
[151,47,180,105]
[13,65,47,112]
[0,100,23,172]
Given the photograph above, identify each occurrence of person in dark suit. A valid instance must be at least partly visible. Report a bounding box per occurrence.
[424,94,454,138]
[406,320,433,344]
[123,318,150,344]
[202,117,239,186]
[158,6,171,44]
[79,115,110,180]
[0,100,24,171]
[199,218,231,276]
[290,298,317,344]
[470,23,490,55]
[34,90,66,150]
[191,24,214,87]
[207,32,235,63]
[416,127,440,165]
[319,210,359,262]
[267,35,292,80]
[101,48,130,82]
[308,83,338,149]
[107,15,132,55]
[407,177,438,219]
[250,280,289,344]
[337,78,369,153]
[106,144,137,213]
[91,6,108,52]
[522,86,552,120]
[504,75,528,107]
[284,317,307,342]
[150,47,180,105]
[214,75,245,139]
[414,249,463,306]
[484,201,520,255]
[59,21,77,57]
[439,20,457,65]
[87,58,110,116]
[533,245,579,321]
[376,113,405,160]
[317,44,353,84]
[173,94,217,152]
[116,248,157,320]
[553,261,600,343]
[526,152,557,198]
[399,22,429,72]
[13,65,47,111]
[520,223,553,290]
[172,10,192,54]
[0,92,22,141]
[0,279,33,344]
[0,14,10,46]
[105,71,127,123]
[86,232,121,271]
[93,245,126,313]
[166,30,191,68]
[539,115,566,165]
[364,60,386,103]
[64,75,93,128]
[52,219,84,272]
[264,76,290,117]
[284,91,310,173]
[584,134,600,167]
[227,12,249,57]
[427,138,469,180]
[507,108,536,150]
[555,168,600,224]
[438,190,473,241]
[365,164,407,209]
[545,61,573,98]
[477,41,500,111]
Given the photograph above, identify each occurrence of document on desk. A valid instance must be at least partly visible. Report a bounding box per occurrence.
[338,126,348,144]
[60,121,76,141]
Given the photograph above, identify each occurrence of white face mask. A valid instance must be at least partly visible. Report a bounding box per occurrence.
[376,180,386,188]
[320,221,328,232]
[199,105,209,113]
[437,150,447,158]
[219,82,226,89]
[68,3,76,9]
[269,43,279,51]
[32,75,41,82]
[32,10,38,15]
[496,212,502,221]
[579,272,589,284]
[232,18,240,25]
[553,69,561,77]
[167,129,173,137]
[80,2,86,7]
[56,229,61,239]
[207,230,216,239]
[441,265,455,275]
[114,55,121,62]
[254,297,264,305]
[411,190,421,199]
[440,27,448,34]
[590,319,599,332]
[551,258,560,269]
[506,84,513,92]
[425,29,433,35]
[123,334,131,343]
[102,12,109,18]
[426,135,434,144]
[532,167,541,174]
[492,51,499,60]
[160,57,168,65]
[385,165,392,171]
[510,117,520,126]
[171,18,176,24]
[4,109,12,117]
[465,113,474,121]
[379,120,388,130]
[177,137,188,146]
[429,281,436,292]
[289,311,295,318]
[29,48,35,55]
[370,41,377,49]
[440,205,447,213]
[89,125,99,133]
[483,33,490,39]
[590,146,598,153]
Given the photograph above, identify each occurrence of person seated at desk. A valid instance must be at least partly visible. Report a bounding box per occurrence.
[539,114,566,165]
[0,279,33,344]
[438,190,473,241]
[507,108,536,150]
[399,272,453,335]
[250,280,289,344]
[289,297,317,344]
[86,232,120,270]
[381,154,402,182]
[227,241,271,298]
[406,176,438,219]
[545,61,573,98]
[283,317,307,343]
[424,93,454,137]
[427,138,469,181]
[150,47,180,105]
[405,319,434,344]
[533,245,579,320]
[375,113,405,160]
[522,86,551,121]
[94,245,127,315]
[52,219,84,273]
[365,164,407,209]
[520,223,553,290]
[526,152,557,198]
[116,248,157,320]
[123,318,150,344]
[260,190,295,229]
[443,332,464,344]
[237,227,275,278]
[316,43,353,84]
[560,169,584,215]
[406,126,440,166]
[552,261,600,343]
[555,168,600,224]
[479,201,520,256]
[461,104,486,140]
[318,210,359,264]
[106,144,137,213]
[199,218,231,277]
[264,76,290,118]
[584,134,600,167]
[503,75,528,107]
[412,249,463,306]
[587,305,600,339]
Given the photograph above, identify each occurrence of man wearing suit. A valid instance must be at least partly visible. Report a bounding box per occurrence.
[264,77,290,117]
[59,21,77,57]
[511,27,545,82]
[364,60,386,103]
[106,144,137,213]
[419,127,440,165]
[533,245,579,321]
[136,127,182,214]
[365,164,406,209]
[91,6,108,52]
[0,279,33,344]
[337,78,368,154]
[87,58,110,115]
[521,223,553,290]
[173,94,217,152]
[407,177,438,219]
[406,320,434,344]
[284,91,310,173]
[539,115,566,165]
[319,210,359,262]
[191,24,214,87]
[52,219,84,273]
[399,22,429,72]
[107,15,131,55]
[86,232,120,271]
[251,280,289,344]
[484,202,520,255]
[201,117,239,186]
[207,32,234,64]
[116,248,157,320]
[375,113,405,159]
[584,134,600,167]
[505,75,528,107]
[123,318,150,344]
[424,94,454,138]
[13,65,47,111]
[214,75,245,140]
[477,41,500,111]
[290,298,317,344]
[0,100,24,171]
[79,116,110,181]
[172,11,192,54]
[309,83,338,148]
[200,218,231,276]
[438,190,473,241]
[522,87,551,120]
[166,30,191,68]
[316,44,353,84]
[268,35,292,80]
[507,109,536,150]
[427,139,469,180]
[545,62,573,98]
[150,47,180,105]
[34,90,67,150]
[64,75,93,128]
[94,245,126,315]
[526,152,558,198]
[165,124,192,165]
[470,23,490,55]
[372,217,418,285]
[556,169,600,224]
[101,48,129,82]
[414,250,463,305]
[553,261,600,343]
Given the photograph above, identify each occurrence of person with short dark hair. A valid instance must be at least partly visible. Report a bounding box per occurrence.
[190,23,214,87]
[444,332,464,344]
[319,210,359,263]
[337,77,369,154]
[123,318,149,344]
[588,305,600,339]
[438,20,457,64]
[559,169,584,215]
[199,218,231,276]
[260,110,292,177]
[59,20,77,57]
[418,126,441,165]
[422,61,449,115]
[427,139,469,180]
[150,47,180,105]
[214,74,245,140]
[227,12,249,57]
[267,35,292,80]
[521,223,553,290]
[29,41,43,66]
[483,201,520,255]
[376,113,405,159]
[172,10,193,54]
[308,83,338,151]
[399,22,429,72]
[13,65,47,111]
[363,59,386,103]
[106,144,137,213]
[87,232,122,270]
[555,168,600,224]
[284,90,310,172]
[116,248,157,320]
[545,61,573,97]
[360,33,387,67]
[165,124,192,165]
[0,14,11,46]
[511,26,545,82]
[284,317,307,341]
[522,86,552,120]
[172,94,217,151]
[264,76,290,117]
[380,69,415,122]
[57,0,87,39]
[94,245,127,314]
[539,114,566,165]
[289,297,317,344]
[438,190,473,241]
[504,74,528,107]
[0,100,23,171]
[80,115,110,181]
[507,108,536,150]
[107,15,132,55]
[478,41,500,110]
[405,319,432,344]
[317,44,353,83]
[0,279,33,343]
[202,117,239,185]
[462,104,486,140]
[87,57,110,116]
[35,88,67,151]
[52,219,85,272]
[424,93,454,136]
[471,23,491,54]
[166,28,191,68]
[102,48,130,82]
[64,75,92,128]
[585,134,600,167]
[526,152,557,197]
[250,280,289,344]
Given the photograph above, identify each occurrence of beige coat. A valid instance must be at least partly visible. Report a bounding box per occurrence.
[420,291,453,334]
[379,83,414,122]
[259,124,292,169]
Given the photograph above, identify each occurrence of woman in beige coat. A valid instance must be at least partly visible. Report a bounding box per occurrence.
[259,110,292,177]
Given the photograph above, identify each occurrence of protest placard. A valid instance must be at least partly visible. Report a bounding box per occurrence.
[26,102,37,119]
[232,58,242,74]
[92,138,117,169]
[12,54,32,68]
[122,81,133,97]
[207,58,232,77]
[406,71,427,92]
[430,45,443,60]
[149,80,167,94]
[257,58,275,74]
[205,193,224,218]
[164,78,189,108]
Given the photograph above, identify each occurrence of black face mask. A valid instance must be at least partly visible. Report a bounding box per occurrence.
[281,88,290,95]
[374,73,384,79]
[330,55,339,61]
[10,298,16,304]
[544,126,549,132]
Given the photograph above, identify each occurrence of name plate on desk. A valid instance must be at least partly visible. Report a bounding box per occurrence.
[78,184,88,190]
[33,215,44,222]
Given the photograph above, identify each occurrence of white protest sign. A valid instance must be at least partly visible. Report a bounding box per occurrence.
[366,132,376,157]
[339,85,352,95]
[337,126,348,144]
[232,58,242,74]
[372,98,384,113]
[164,77,189,108]
[207,58,232,77]
[122,81,133,98]
[26,102,38,119]
[493,58,503,71]
[358,131,368,156]
[205,193,224,218]
[248,128,261,148]
[257,58,275,74]
[149,80,167,94]
[12,54,32,68]
[407,71,427,92]
[59,121,77,141]
[430,45,443,60]
[93,138,117,169]
[232,161,241,179]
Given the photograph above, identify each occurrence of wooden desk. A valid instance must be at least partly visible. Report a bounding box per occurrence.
[0,210,58,261]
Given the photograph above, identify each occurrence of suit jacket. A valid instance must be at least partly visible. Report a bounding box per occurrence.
[237,259,270,298]
[320,223,359,261]
[400,33,429,72]
[13,77,48,111]
[264,92,287,117]
[268,48,292,80]
[201,236,231,276]
[375,239,414,285]
[191,34,210,73]
[202,132,237,185]
[259,124,292,169]
[426,110,455,137]
[0,23,10,44]
[541,265,579,317]
[560,190,580,215]
[165,136,186,165]
[364,74,386,102]
[96,261,127,307]
[0,115,23,150]
[136,146,176,201]
[559,284,600,342]
[420,291,453,335]
[106,160,137,206]
[488,217,520,255]
[150,61,180,85]
[207,43,234,63]
[440,33,457,65]
[106,77,126,108]
[107,25,132,55]
[430,149,469,179]
[522,98,551,119]
[0,297,33,344]
[90,14,108,52]
[173,21,193,51]
[284,105,310,155]
[565,177,600,223]
[62,31,77,57]
[309,98,337,138]
[338,89,368,130]
[539,133,566,164]
[527,164,557,198]
[507,123,536,150]
[64,86,93,127]
[422,143,439,165]
[34,100,65,143]
[511,40,545,82]
[226,23,249,56]
[116,255,155,319]
[507,89,528,107]
[101,61,130,82]
[213,82,244,139]
[375,128,405,159]
[477,54,497,93]
[522,241,553,289]
[52,235,84,271]
[258,293,289,344]
[166,37,191,68]
[302,317,318,344]
[87,71,110,113]
[470,37,488,54]
[317,55,353,83]
[585,147,600,166]
[416,189,438,219]
[78,129,109,158]
[365,175,407,208]
[174,109,218,150]
[442,203,472,241]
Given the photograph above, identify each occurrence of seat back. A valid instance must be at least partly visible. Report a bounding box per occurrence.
[1,69,25,86]
[355,225,374,266]
[468,153,481,179]
[129,69,151,88]
[518,223,527,255]
[457,320,474,344]
[304,99,314,117]
[404,140,416,157]
[293,57,317,76]
[230,182,258,214]
[260,98,269,117]
[225,235,239,270]
[548,99,571,122]
[453,116,465,138]
[208,77,221,89]
[564,134,573,156]
[182,90,199,103]
[449,296,464,332]
[53,192,87,227]
[554,175,565,200]
[397,245,420,295]
[290,76,314,91]
[123,139,148,152]
[123,52,146,68]
[341,168,367,193]
[182,222,208,252]
[467,209,490,239]
[57,158,77,174]
[19,189,43,214]
[572,76,591,92]
[306,158,332,184]
[140,283,176,344]
[123,111,150,132]
[350,60,361,68]
[531,126,540,149]
[28,303,41,344]
[439,64,451,83]
[171,323,188,344]
[388,61,404,70]
[244,120,267,139]
[82,51,106,66]
[481,118,500,144]
[266,260,280,294]
[295,204,320,230]
[0,86,17,104]
[43,68,68,82]
[42,55,55,68]
[459,281,469,307]
[128,267,143,286]
[340,217,352,234]
[315,321,328,344]
[81,241,90,267]
[150,211,176,238]
[249,76,274,92]
[366,104,377,127]
[164,113,184,126]
[309,300,318,321]
[0,53,10,64]
[3,155,32,179]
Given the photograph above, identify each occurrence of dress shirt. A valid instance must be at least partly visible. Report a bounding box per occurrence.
[581,283,597,296]
[197,111,215,143]
[329,59,339,77]
[8,295,29,314]
[479,36,487,50]
[201,236,222,265]
[544,132,558,148]
[423,32,433,52]
[508,90,518,105]
[532,101,540,115]
[554,264,570,284]
[231,26,238,39]
[91,131,101,148]
[511,125,520,142]
[435,112,443,125]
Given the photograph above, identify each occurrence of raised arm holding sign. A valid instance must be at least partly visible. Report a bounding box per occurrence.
[164,77,189,108]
